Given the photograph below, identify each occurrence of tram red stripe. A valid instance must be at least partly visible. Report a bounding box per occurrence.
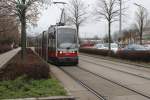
[48,51,78,57]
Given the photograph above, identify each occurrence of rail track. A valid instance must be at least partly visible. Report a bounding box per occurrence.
[60,66,106,100]
[80,53,150,69]
[80,54,150,80]
[59,66,150,100]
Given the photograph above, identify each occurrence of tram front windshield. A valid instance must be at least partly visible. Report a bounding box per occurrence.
[57,28,77,49]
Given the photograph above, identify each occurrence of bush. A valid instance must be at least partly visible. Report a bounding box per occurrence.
[0,44,12,54]
[79,48,114,56]
[116,50,150,62]
[0,49,50,80]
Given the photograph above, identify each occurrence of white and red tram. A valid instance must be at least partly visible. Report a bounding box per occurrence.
[36,25,79,65]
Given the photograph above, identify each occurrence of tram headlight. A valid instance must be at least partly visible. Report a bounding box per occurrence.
[59,51,63,54]
[72,51,77,54]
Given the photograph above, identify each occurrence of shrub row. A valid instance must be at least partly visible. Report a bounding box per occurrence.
[116,50,150,62]
[79,48,114,56]
[0,48,50,80]
[80,48,150,62]
[0,44,12,54]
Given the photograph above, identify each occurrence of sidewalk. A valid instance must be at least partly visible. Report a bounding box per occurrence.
[0,48,21,69]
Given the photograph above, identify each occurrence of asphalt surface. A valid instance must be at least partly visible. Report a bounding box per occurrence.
[61,66,149,100]
[77,54,150,99]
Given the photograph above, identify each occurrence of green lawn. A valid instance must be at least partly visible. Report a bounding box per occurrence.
[0,76,67,99]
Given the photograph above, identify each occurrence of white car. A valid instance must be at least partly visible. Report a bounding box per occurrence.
[104,43,119,53]
[94,43,119,53]
[144,44,150,50]
[111,43,119,53]
[94,44,106,49]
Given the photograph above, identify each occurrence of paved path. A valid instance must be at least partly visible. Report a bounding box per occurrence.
[79,53,150,99]
[62,66,149,100]
[0,48,21,69]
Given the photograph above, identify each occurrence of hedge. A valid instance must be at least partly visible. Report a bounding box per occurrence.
[116,50,150,62]
[80,48,150,62]
[0,44,12,54]
[79,48,115,56]
[0,48,50,80]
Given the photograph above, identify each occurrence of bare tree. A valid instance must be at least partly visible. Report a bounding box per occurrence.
[0,1,20,46]
[0,16,19,45]
[113,26,140,45]
[95,0,120,51]
[0,0,12,17]
[0,0,49,59]
[134,4,149,45]
[67,0,88,41]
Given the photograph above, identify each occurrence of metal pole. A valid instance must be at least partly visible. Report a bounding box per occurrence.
[119,0,122,35]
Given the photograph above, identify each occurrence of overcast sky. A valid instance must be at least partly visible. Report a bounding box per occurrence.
[28,0,150,38]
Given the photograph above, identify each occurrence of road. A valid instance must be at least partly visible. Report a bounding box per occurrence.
[59,53,150,100]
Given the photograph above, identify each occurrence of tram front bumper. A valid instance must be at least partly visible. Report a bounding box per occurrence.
[57,56,78,64]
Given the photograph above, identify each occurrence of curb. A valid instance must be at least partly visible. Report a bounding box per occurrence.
[5,96,75,100]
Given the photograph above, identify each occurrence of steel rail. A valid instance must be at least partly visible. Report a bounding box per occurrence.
[77,66,150,99]
[80,58,150,81]
[59,67,107,100]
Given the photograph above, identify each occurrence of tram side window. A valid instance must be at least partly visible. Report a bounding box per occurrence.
[49,33,52,52]
[49,32,56,51]
[52,31,56,51]
[42,32,46,48]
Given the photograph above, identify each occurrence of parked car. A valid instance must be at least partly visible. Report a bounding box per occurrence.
[144,44,150,50]
[111,43,119,53]
[117,44,150,61]
[123,44,147,51]
[94,43,119,53]
[80,42,94,48]
[102,43,119,53]
[94,43,106,49]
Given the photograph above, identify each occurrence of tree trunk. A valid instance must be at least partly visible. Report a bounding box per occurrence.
[140,24,143,45]
[108,21,111,52]
[76,25,80,44]
[139,34,142,45]
[139,19,144,45]
[21,9,27,59]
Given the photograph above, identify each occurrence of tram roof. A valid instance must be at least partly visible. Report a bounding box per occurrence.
[57,25,76,29]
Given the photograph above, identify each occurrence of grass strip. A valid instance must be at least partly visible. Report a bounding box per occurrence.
[0,76,67,99]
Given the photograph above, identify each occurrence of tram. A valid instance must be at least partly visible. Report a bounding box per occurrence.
[48,25,79,65]
[35,25,79,65]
